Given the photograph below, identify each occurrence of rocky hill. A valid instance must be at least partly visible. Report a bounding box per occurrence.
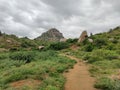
[36,28,64,41]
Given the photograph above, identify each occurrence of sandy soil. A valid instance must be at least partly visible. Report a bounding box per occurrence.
[10,79,41,89]
[64,55,98,90]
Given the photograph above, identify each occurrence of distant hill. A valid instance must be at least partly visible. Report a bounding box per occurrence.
[0,26,119,51]
[91,26,120,41]
[36,28,64,42]
[0,31,37,51]
[0,33,20,51]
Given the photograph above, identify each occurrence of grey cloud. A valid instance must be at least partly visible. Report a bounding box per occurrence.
[0,0,120,39]
[41,0,83,16]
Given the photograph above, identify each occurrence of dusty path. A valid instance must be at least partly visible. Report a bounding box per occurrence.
[63,55,98,90]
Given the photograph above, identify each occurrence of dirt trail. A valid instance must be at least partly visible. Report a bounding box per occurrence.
[64,55,98,90]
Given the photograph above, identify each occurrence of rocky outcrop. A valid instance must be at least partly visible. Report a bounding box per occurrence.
[60,38,67,42]
[38,46,44,50]
[36,28,64,42]
[78,31,88,43]
[88,38,93,43]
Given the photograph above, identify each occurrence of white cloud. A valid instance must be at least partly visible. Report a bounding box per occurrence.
[0,0,120,39]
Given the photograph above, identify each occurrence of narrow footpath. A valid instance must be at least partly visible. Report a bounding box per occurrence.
[64,55,98,90]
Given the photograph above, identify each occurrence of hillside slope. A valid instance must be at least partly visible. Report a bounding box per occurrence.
[0,33,37,51]
[70,26,120,90]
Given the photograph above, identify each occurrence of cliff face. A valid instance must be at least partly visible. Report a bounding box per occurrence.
[36,28,64,41]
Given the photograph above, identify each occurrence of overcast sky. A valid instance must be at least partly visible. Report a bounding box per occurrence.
[0,0,120,39]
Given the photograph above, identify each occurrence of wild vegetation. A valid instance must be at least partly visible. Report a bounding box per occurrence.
[69,27,120,90]
[0,50,76,90]
[0,26,120,90]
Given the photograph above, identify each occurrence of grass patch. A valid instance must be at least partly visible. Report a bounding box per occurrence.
[0,50,76,90]
[95,77,120,90]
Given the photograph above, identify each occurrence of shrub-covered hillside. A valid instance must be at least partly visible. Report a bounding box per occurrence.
[70,26,120,90]
[0,32,49,51]
[0,31,77,90]
[0,26,119,90]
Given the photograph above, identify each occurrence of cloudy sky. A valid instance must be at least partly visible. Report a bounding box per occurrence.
[0,0,120,39]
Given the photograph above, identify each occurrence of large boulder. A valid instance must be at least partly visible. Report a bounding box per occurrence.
[78,31,88,43]
[38,46,44,50]
[88,38,93,43]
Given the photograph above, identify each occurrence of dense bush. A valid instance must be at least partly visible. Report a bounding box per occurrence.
[0,50,75,89]
[21,40,37,48]
[49,42,69,50]
[0,53,8,60]
[37,50,57,60]
[82,49,119,63]
[39,76,65,90]
[82,38,89,45]
[112,39,118,44]
[106,43,115,50]
[114,79,120,90]
[66,38,78,43]
[9,51,35,63]
[87,56,103,63]
[84,44,94,52]
[94,38,107,48]
[95,77,120,90]
[95,77,114,90]
[9,47,20,51]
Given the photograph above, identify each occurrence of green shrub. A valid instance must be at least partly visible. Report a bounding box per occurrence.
[9,47,20,51]
[82,38,89,45]
[0,50,75,89]
[56,65,67,73]
[88,56,103,63]
[116,50,120,54]
[94,38,107,48]
[113,79,120,90]
[66,38,78,43]
[106,44,115,50]
[44,85,59,90]
[37,50,57,60]
[81,49,119,64]
[0,54,8,60]
[95,77,114,90]
[82,53,91,60]
[90,50,118,60]
[112,39,118,44]
[95,77,120,90]
[39,76,65,90]
[49,42,69,50]
[84,44,94,52]
[21,40,37,48]
[106,54,119,60]
[9,51,35,63]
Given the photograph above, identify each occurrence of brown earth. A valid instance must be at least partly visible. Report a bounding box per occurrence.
[64,55,98,90]
[70,45,79,51]
[10,79,41,89]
